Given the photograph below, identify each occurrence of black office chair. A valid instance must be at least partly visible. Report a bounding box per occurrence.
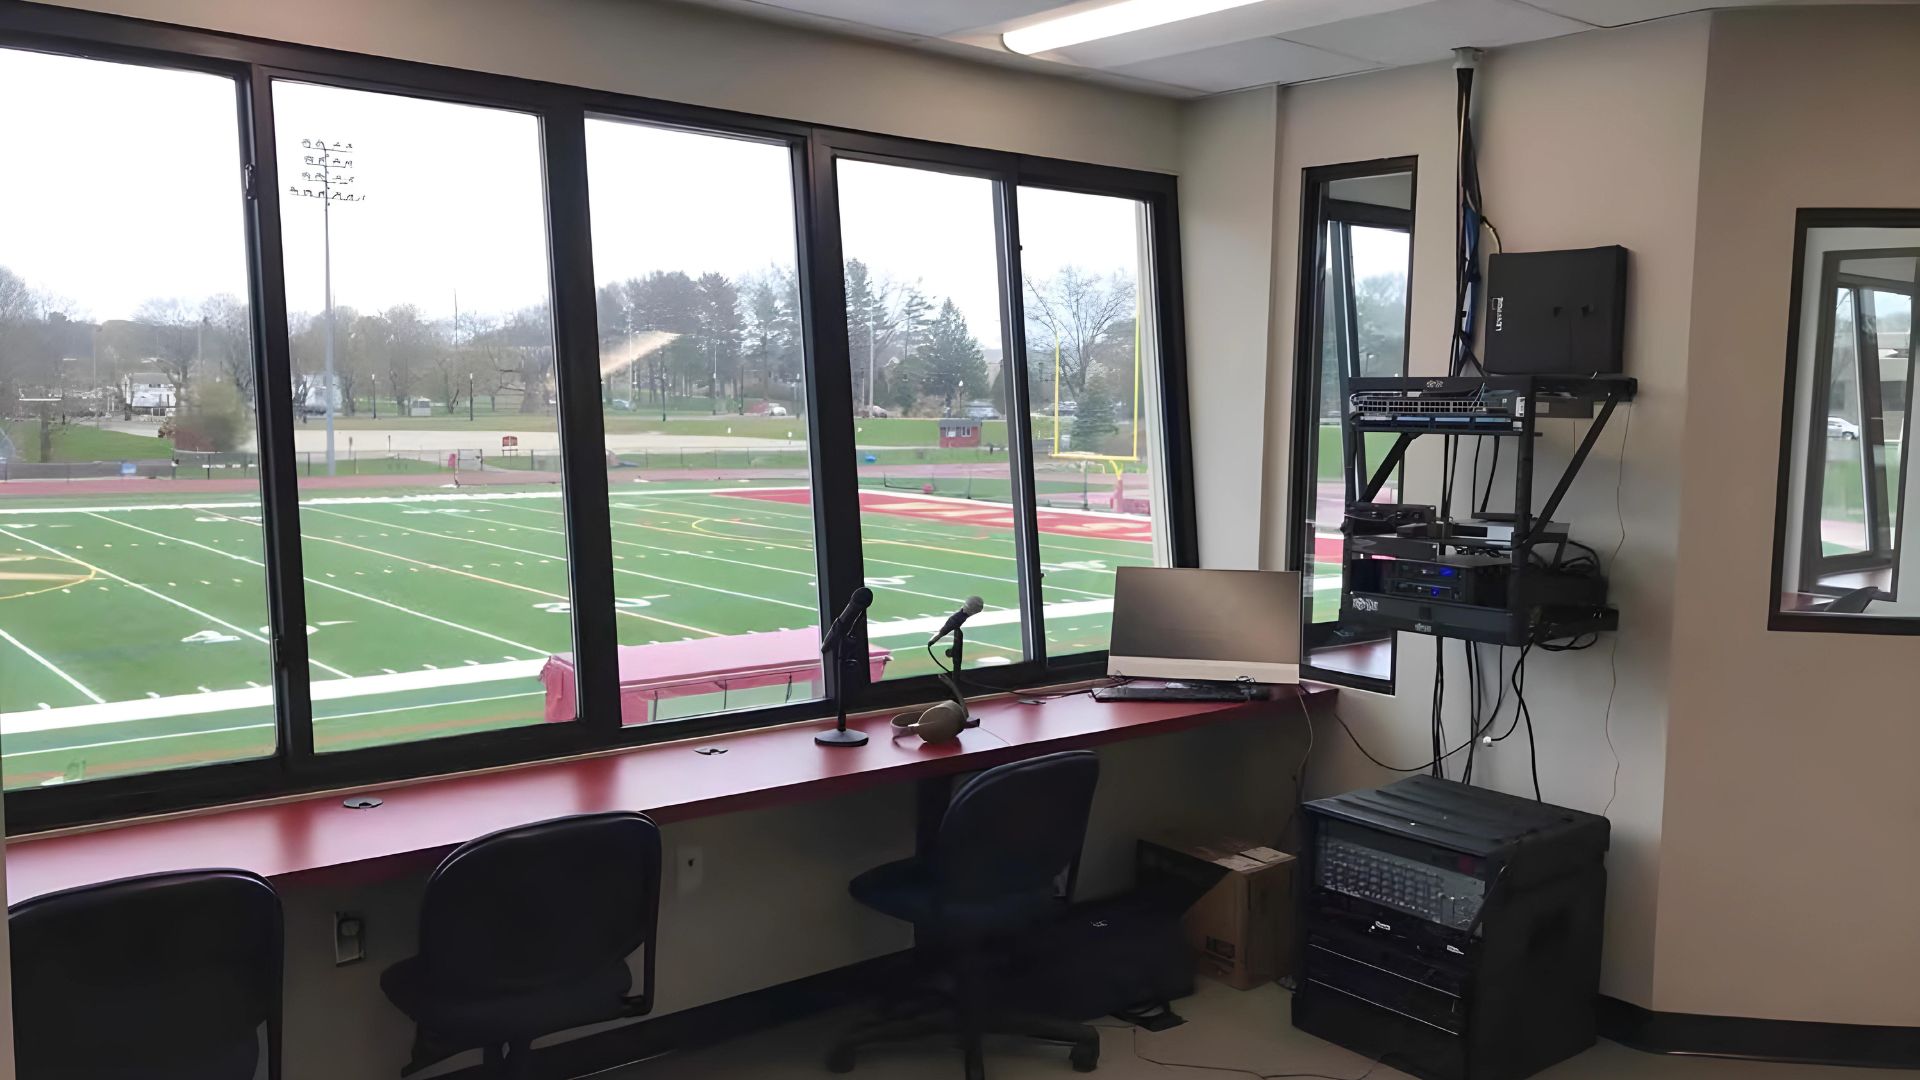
[381,811,662,1078]
[829,750,1103,1079]
[10,869,284,1080]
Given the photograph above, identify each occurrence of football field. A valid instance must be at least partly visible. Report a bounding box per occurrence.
[0,479,1153,789]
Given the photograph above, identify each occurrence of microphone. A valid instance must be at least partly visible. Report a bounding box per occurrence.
[820,587,874,654]
[928,595,984,645]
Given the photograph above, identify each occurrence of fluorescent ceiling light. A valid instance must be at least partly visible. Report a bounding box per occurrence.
[1002,0,1269,55]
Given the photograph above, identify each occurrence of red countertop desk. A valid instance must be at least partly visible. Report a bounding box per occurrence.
[5,686,1330,904]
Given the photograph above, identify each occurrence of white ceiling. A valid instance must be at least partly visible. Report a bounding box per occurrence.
[671,0,1908,97]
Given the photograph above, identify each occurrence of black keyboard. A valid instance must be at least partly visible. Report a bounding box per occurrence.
[1091,683,1269,703]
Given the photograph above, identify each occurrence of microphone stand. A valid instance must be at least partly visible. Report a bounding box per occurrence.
[817,611,869,748]
[937,626,973,724]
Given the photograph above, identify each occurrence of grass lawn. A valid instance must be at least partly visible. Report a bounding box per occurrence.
[2,420,172,463]
[0,478,1151,789]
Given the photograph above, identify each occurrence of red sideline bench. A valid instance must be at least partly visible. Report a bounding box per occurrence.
[539,628,892,724]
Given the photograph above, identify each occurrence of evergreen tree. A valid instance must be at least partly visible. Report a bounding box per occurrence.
[913,299,989,413]
[1072,375,1119,450]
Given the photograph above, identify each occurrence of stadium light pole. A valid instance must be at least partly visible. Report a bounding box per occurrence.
[288,138,365,477]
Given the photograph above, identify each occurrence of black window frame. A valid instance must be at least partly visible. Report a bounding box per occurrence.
[0,3,1195,833]
[1286,158,1417,693]
[1794,249,1917,593]
[1771,209,1920,633]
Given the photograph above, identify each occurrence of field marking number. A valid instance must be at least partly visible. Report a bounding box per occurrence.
[535,597,654,615]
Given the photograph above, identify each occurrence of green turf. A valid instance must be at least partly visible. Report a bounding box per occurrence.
[0,478,1154,790]
[2,421,172,463]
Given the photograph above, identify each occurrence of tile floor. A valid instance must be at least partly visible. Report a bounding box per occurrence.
[607,979,1919,1080]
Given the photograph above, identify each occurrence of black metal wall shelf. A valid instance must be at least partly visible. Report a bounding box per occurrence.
[1339,374,1636,645]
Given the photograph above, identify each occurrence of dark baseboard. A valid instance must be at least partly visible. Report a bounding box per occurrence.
[1599,996,1920,1070]
[440,950,913,1080]
[432,962,1920,1077]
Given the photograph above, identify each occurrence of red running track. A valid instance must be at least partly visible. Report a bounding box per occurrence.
[723,488,1157,543]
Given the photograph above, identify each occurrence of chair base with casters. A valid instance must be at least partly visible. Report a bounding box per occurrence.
[826,966,1101,1078]
[828,751,1106,1079]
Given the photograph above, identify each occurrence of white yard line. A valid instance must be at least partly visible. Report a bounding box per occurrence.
[92,512,551,657]
[548,501,1023,607]
[309,506,819,615]
[4,690,547,755]
[11,720,273,757]
[0,660,548,735]
[626,494,1126,599]
[864,598,1114,639]
[500,503,983,611]
[0,626,105,705]
[0,525,351,680]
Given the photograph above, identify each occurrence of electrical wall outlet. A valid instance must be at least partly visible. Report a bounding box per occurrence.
[677,845,705,895]
[335,912,366,966]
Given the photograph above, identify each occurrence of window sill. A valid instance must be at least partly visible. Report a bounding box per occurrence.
[5,683,1334,904]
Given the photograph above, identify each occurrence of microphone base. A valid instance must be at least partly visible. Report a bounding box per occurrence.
[815,727,869,748]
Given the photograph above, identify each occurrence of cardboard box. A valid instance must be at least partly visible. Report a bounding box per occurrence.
[1137,835,1296,990]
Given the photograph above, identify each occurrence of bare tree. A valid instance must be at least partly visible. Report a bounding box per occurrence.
[1023,267,1135,404]
[199,294,255,404]
[132,299,201,408]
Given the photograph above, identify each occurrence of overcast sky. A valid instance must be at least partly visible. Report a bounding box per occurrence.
[3,48,1146,346]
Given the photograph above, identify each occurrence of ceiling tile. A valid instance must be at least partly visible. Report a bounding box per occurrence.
[1519,0,1900,24]
[1283,0,1589,67]
[1113,36,1377,93]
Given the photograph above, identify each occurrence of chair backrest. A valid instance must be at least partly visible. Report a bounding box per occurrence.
[10,869,283,1080]
[1825,586,1877,614]
[416,811,662,1010]
[936,750,1100,907]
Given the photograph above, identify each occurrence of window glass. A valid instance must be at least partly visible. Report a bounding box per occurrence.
[1778,228,1920,618]
[273,81,570,749]
[0,49,274,788]
[584,116,825,721]
[1298,170,1413,683]
[1019,186,1169,658]
[835,160,1027,679]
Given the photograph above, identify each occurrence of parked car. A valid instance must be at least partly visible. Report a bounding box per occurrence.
[856,404,891,418]
[611,398,633,411]
[1829,416,1861,440]
[1059,400,1079,416]
[747,401,791,417]
[965,402,1001,421]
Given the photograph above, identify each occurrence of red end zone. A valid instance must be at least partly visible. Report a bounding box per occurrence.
[723,488,1156,543]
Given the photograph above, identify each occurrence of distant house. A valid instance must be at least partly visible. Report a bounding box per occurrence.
[120,372,177,415]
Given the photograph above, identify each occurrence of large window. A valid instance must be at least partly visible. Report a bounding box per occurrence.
[273,81,572,751]
[835,160,1029,680]
[1020,186,1173,658]
[1773,212,1920,626]
[0,5,1193,832]
[584,116,824,719]
[0,47,275,788]
[1291,162,1415,686]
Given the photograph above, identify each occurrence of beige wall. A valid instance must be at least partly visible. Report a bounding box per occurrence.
[1178,87,1282,570]
[1660,5,1920,1027]
[43,0,1179,173]
[1253,18,1710,1009]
